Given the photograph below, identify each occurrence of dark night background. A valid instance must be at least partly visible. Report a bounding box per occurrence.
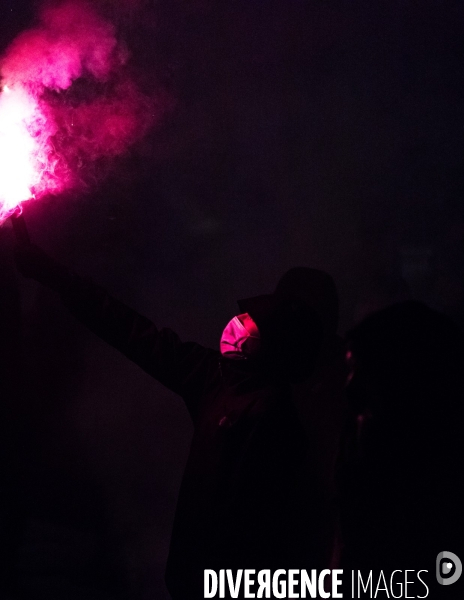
[1,1,463,598]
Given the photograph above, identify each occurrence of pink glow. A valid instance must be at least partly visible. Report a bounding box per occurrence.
[0,1,160,222]
[0,84,53,219]
[0,85,36,213]
[220,313,261,359]
[1,1,123,91]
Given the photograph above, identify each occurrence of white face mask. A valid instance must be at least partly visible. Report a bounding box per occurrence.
[220,313,261,360]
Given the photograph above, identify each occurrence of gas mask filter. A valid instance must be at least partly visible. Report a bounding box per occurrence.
[220,313,261,359]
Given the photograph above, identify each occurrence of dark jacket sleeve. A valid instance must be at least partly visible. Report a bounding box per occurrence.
[60,274,218,416]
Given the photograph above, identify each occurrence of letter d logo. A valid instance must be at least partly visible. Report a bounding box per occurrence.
[436,551,462,585]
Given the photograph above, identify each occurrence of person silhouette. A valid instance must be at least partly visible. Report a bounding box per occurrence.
[338,301,464,597]
[15,243,340,599]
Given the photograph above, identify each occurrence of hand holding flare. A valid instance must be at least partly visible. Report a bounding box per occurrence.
[10,206,31,245]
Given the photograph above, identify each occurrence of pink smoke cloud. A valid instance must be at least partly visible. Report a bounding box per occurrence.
[0,0,164,220]
[2,1,125,90]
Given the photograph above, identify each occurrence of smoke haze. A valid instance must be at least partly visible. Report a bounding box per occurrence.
[0,0,163,211]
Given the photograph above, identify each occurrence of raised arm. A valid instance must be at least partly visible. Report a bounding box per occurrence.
[14,243,218,415]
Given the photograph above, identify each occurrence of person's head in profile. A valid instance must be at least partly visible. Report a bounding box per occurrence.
[346,300,464,425]
[220,267,339,383]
